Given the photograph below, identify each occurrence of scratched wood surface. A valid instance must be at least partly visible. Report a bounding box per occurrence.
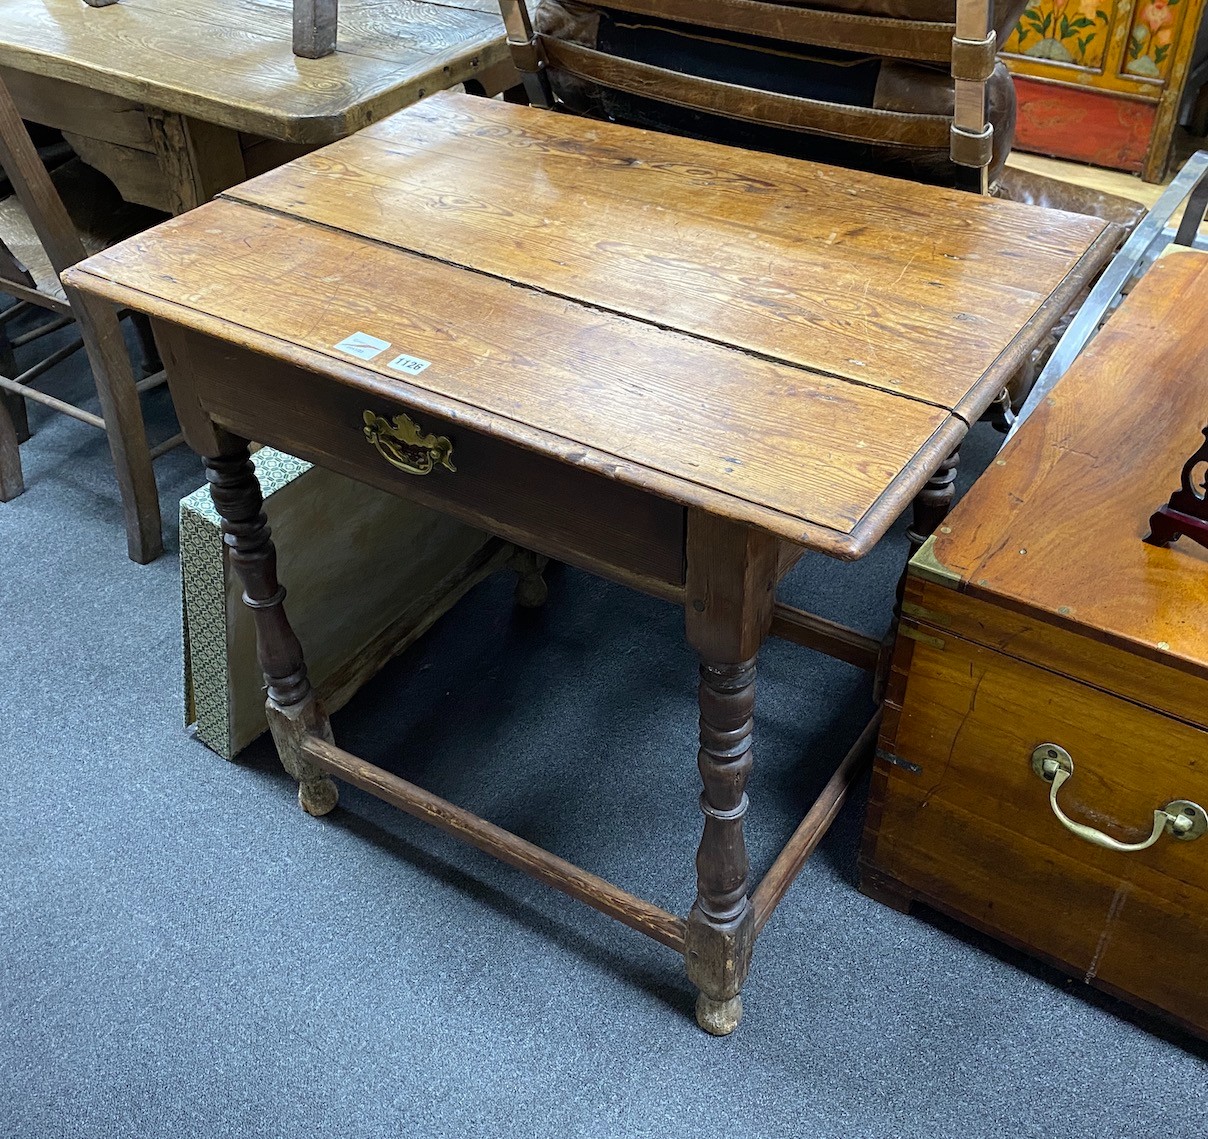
[70,200,958,549]
[67,94,1112,554]
[0,0,509,142]
[925,251,1208,680]
[226,92,1113,412]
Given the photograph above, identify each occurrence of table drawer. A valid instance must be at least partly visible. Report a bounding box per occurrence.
[863,627,1208,1038]
[164,325,686,596]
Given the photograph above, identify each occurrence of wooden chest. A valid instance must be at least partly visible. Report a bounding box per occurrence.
[861,251,1208,1040]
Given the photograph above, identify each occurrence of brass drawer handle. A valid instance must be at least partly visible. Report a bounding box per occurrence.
[362,410,456,475]
[1031,744,1207,853]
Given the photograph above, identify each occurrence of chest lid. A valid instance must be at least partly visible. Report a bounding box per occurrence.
[918,251,1208,685]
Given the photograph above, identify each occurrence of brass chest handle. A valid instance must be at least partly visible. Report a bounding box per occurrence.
[1031,744,1206,853]
[363,410,456,475]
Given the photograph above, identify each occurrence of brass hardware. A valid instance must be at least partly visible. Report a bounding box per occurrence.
[362,410,456,476]
[900,600,951,628]
[899,626,945,650]
[910,535,961,589]
[1030,744,1208,852]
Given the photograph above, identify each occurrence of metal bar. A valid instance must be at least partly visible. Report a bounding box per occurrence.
[769,603,881,671]
[149,432,186,460]
[301,736,688,953]
[10,315,73,347]
[0,373,104,428]
[751,709,882,934]
[1008,150,1208,440]
[1174,174,1208,247]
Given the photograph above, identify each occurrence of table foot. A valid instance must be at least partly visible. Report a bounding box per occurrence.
[509,547,549,608]
[267,697,341,818]
[695,993,743,1036]
[299,776,340,817]
[0,395,23,502]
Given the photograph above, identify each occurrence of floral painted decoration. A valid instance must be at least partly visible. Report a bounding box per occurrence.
[1006,0,1112,67]
[1126,0,1180,77]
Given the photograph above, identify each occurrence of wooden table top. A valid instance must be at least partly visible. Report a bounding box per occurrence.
[67,93,1118,557]
[0,0,509,143]
[926,250,1208,678]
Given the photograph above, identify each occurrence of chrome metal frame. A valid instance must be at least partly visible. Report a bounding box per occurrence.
[1007,150,1208,441]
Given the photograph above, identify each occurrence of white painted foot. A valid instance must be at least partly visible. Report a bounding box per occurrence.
[695,993,743,1036]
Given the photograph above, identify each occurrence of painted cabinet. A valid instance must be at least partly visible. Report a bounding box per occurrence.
[1001,0,1206,180]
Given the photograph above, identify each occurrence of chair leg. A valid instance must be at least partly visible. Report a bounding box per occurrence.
[64,284,163,563]
[0,322,29,445]
[0,379,23,500]
[130,312,162,377]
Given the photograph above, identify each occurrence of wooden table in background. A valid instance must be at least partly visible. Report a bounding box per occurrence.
[0,0,515,214]
[66,93,1117,1034]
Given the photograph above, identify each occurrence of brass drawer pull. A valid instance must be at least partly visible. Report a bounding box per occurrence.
[363,410,456,475]
[1031,744,1207,852]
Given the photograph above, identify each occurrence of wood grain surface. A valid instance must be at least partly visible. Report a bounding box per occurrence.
[867,630,1208,1036]
[226,92,1110,412]
[0,0,509,142]
[926,251,1208,679]
[903,576,1208,729]
[67,94,1111,555]
[67,200,962,551]
[155,324,690,594]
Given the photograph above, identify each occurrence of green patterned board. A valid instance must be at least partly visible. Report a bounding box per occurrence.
[181,449,310,757]
[180,447,492,758]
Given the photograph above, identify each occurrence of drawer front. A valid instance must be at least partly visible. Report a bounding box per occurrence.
[865,627,1208,1036]
[167,327,686,596]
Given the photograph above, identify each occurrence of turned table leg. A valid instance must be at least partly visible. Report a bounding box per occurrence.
[686,656,757,1035]
[878,447,962,700]
[683,510,777,1035]
[508,546,549,608]
[204,434,338,817]
[906,446,961,559]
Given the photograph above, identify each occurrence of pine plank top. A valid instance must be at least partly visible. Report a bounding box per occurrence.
[925,251,1208,676]
[0,0,509,142]
[226,93,1115,414]
[66,94,1115,554]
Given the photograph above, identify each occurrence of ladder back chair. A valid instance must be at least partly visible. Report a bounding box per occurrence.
[500,0,1018,194]
[0,74,181,563]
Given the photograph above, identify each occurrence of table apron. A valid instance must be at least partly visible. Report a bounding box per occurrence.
[165,326,687,598]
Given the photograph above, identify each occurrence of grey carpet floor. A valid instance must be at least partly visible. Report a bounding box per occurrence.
[1,314,1205,1138]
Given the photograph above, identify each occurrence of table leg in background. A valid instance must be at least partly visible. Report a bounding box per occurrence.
[906,446,962,558]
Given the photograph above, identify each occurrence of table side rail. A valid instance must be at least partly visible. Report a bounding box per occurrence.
[163,322,689,598]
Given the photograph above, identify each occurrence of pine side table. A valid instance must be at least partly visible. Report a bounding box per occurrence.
[65,92,1116,1034]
